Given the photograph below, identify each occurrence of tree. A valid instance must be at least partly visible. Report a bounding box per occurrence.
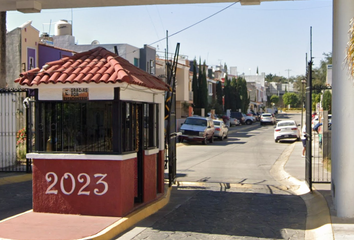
[192,59,199,108]
[322,90,332,113]
[236,76,249,113]
[197,59,203,108]
[265,74,287,83]
[216,81,223,106]
[0,12,6,88]
[270,95,279,105]
[312,93,321,111]
[231,77,238,111]
[282,92,299,108]
[223,74,232,111]
[200,61,208,110]
[312,52,332,93]
[209,99,223,115]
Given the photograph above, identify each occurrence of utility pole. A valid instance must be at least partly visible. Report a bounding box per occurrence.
[285,69,291,92]
[305,26,313,190]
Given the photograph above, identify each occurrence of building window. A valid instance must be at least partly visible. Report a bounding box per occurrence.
[150,60,155,74]
[208,83,213,96]
[134,58,139,67]
[147,60,155,74]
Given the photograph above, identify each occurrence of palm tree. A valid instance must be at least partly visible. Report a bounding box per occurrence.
[346,18,354,77]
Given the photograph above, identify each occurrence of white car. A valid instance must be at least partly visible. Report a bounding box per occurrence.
[260,113,276,125]
[274,120,301,143]
[213,119,229,140]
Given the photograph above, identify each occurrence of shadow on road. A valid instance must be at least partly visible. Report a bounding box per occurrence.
[0,180,32,221]
[121,185,307,239]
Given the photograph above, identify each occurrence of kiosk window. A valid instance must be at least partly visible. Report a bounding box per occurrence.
[121,102,137,153]
[35,101,113,153]
[143,103,158,149]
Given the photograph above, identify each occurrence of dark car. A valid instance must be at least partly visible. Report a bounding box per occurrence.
[230,112,245,125]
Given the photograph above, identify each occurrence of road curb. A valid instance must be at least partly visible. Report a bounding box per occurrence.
[270,142,334,240]
[0,173,32,186]
[81,185,172,240]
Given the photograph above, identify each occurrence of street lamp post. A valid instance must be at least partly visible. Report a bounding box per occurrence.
[301,79,306,128]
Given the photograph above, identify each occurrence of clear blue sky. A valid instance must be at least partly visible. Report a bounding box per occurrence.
[6,0,332,78]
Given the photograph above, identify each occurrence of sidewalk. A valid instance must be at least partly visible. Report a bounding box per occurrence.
[0,141,353,239]
[0,174,172,240]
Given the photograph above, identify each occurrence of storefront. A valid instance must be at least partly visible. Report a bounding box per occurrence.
[16,47,169,217]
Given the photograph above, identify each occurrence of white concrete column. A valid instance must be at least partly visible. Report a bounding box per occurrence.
[332,0,354,217]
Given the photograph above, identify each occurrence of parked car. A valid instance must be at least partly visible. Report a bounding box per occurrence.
[242,113,255,125]
[230,112,245,125]
[213,119,229,140]
[228,117,240,127]
[248,112,260,121]
[179,116,215,145]
[260,113,276,125]
[274,120,300,143]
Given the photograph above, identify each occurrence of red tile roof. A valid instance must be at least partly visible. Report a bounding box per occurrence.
[15,47,170,91]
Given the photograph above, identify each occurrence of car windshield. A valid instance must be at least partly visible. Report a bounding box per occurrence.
[184,118,207,126]
[213,121,221,126]
[278,122,295,127]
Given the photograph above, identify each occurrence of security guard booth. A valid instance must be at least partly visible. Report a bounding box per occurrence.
[16,47,169,217]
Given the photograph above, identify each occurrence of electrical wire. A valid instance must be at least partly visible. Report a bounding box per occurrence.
[19,2,240,86]
[148,2,239,46]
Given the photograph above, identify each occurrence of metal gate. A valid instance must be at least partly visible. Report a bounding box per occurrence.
[305,51,331,189]
[0,88,31,172]
[310,112,331,185]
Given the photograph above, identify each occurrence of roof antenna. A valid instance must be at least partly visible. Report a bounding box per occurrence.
[114,46,119,56]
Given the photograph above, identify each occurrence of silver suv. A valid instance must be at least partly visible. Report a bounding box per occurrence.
[179,116,215,144]
[260,113,276,125]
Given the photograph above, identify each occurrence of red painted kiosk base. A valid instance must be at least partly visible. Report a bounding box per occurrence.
[30,154,136,217]
[28,150,164,218]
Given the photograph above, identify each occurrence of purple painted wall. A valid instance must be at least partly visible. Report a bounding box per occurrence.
[27,48,36,70]
[38,44,74,69]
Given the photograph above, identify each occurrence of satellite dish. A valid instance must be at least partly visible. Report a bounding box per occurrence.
[91,40,100,45]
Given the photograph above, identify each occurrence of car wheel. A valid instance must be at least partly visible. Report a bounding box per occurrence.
[275,139,278,143]
[246,120,252,125]
[202,137,208,145]
[209,135,214,143]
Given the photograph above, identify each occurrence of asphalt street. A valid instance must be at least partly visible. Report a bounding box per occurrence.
[116,113,309,240]
[0,179,32,221]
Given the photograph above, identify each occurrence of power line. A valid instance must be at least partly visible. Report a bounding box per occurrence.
[25,2,240,79]
[148,1,239,46]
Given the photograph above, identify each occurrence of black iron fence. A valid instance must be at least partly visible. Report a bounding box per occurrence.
[0,88,30,172]
[311,116,331,184]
